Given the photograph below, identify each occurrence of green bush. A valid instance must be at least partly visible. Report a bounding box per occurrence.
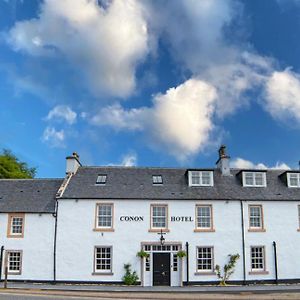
[122,263,139,285]
[215,253,240,286]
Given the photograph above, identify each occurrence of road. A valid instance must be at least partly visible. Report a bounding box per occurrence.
[1,290,300,300]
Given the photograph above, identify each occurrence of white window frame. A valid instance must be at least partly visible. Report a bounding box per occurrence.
[287,173,300,188]
[195,205,213,231]
[196,246,214,273]
[94,203,114,231]
[188,171,214,187]
[242,172,266,187]
[94,246,112,274]
[152,175,163,185]
[6,250,22,275]
[96,174,107,185]
[250,246,266,272]
[150,204,168,231]
[248,205,264,231]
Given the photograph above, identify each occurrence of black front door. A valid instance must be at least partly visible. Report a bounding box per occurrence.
[153,253,170,286]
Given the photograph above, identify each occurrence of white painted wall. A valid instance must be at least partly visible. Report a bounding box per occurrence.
[0,213,55,281]
[56,199,300,285]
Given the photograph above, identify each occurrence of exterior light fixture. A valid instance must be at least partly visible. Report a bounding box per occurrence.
[158,229,166,246]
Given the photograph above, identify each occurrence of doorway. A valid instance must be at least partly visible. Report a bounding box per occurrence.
[153,253,170,286]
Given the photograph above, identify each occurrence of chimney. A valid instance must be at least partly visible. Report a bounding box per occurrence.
[66,152,81,174]
[216,145,231,176]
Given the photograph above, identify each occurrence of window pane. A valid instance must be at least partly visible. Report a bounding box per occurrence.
[245,173,254,185]
[201,172,211,185]
[191,172,200,185]
[8,251,21,272]
[11,217,23,234]
[255,173,264,186]
[153,175,163,184]
[251,247,264,270]
[289,174,299,187]
[249,206,262,228]
[95,247,111,272]
[152,206,167,228]
[197,247,213,271]
[97,204,112,227]
[96,175,107,184]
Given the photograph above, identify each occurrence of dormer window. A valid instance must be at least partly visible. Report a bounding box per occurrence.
[152,175,163,185]
[96,174,107,185]
[188,171,213,187]
[242,172,266,187]
[287,173,300,187]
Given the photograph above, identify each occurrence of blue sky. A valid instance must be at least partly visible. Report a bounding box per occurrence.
[1,0,300,177]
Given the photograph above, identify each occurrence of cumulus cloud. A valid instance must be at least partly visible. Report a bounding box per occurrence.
[231,157,290,170]
[264,69,300,122]
[7,0,149,97]
[121,153,137,167]
[46,105,77,125]
[42,126,65,148]
[91,78,218,160]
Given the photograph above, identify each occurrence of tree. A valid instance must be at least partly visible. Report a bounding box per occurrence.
[215,253,240,286]
[0,149,36,179]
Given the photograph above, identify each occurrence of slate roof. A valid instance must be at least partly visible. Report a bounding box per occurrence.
[61,167,300,201]
[0,179,63,213]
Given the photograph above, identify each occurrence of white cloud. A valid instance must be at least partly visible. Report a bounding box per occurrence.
[231,157,290,170]
[91,78,218,160]
[46,105,77,125]
[7,0,149,97]
[121,153,137,167]
[42,126,65,148]
[264,69,300,122]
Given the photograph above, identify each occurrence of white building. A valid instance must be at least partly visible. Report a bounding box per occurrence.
[1,147,300,286]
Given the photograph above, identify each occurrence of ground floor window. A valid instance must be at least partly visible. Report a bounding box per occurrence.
[173,254,178,271]
[196,247,214,272]
[6,250,22,275]
[94,246,112,273]
[250,246,265,271]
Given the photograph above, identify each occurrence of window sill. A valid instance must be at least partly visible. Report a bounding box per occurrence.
[7,234,24,238]
[7,272,21,275]
[148,229,170,233]
[194,271,216,276]
[93,228,115,232]
[248,228,266,232]
[248,271,269,275]
[92,272,114,276]
[194,228,215,232]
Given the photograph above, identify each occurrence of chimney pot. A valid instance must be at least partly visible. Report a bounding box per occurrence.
[66,152,81,174]
[216,145,231,176]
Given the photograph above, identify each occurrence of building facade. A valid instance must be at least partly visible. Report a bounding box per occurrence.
[1,147,300,286]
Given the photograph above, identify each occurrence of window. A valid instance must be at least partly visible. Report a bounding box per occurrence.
[287,173,300,187]
[298,205,300,230]
[195,205,213,231]
[145,256,150,271]
[94,247,112,274]
[173,254,178,271]
[249,205,264,231]
[7,214,24,238]
[96,174,107,185]
[250,246,265,272]
[6,251,22,275]
[152,175,163,185]
[188,171,213,187]
[150,205,168,230]
[196,247,214,272]
[242,172,266,187]
[95,203,114,231]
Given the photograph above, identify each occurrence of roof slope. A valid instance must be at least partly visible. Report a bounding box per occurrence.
[61,167,300,201]
[0,179,63,213]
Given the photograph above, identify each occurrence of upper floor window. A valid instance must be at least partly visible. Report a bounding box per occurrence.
[94,203,114,231]
[188,171,213,187]
[195,205,214,232]
[242,172,266,187]
[6,250,22,275]
[152,175,163,185]
[249,205,265,231]
[7,214,24,238]
[94,246,112,274]
[96,174,107,185]
[287,173,300,188]
[150,204,168,231]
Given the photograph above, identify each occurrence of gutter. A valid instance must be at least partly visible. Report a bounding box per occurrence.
[53,200,59,283]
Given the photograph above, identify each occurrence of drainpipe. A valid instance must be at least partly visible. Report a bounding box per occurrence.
[185,242,189,286]
[273,241,278,284]
[0,246,4,281]
[53,200,59,284]
[240,201,246,285]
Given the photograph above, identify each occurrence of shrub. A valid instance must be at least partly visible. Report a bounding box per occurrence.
[215,253,240,286]
[122,263,139,285]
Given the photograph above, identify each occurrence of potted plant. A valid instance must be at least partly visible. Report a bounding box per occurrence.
[176,250,187,258]
[136,250,150,258]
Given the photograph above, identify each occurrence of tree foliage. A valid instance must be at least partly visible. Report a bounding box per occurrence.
[122,263,139,285]
[0,149,36,179]
[215,253,240,286]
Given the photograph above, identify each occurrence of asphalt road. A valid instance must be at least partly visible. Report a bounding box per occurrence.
[1,291,300,300]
